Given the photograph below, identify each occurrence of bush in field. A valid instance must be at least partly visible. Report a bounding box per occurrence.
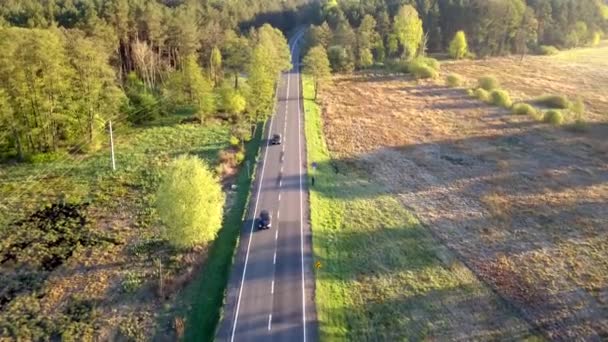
[538,45,559,55]
[235,151,245,164]
[229,135,240,147]
[405,57,440,79]
[448,31,468,59]
[490,89,513,108]
[156,155,225,248]
[534,95,571,109]
[446,73,464,87]
[512,103,537,116]
[543,110,564,125]
[409,61,438,79]
[474,88,491,102]
[478,76,499,91]
[416,57,440,71]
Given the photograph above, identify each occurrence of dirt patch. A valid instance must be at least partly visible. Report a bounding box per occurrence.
[319,68,608,340]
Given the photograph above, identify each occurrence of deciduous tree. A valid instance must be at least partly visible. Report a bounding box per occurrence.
[156,155,225,248]
[393,5,424,59]
[303,45,331,100]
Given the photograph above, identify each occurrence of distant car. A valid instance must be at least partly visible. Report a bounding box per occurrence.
[258,210,271,230]
[270,134,281,145]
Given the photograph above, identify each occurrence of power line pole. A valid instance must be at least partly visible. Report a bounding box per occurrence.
[109,119,116,171]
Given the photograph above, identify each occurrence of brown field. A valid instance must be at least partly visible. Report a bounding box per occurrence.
[317,45,608,340]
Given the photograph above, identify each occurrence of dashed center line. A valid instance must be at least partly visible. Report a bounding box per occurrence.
[271,280,275,294]
[273,251,277,264]
[268,314,272,331]
[275,230,278,240]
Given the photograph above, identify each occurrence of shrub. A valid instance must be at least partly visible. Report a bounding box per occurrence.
[466,88,475,97]
[538,45,559,55]
[156,155,225,248]
[474,88,491,102]
[229,135,240,147]
[448,31,468,59]
[490,89,513,108]
[571,98,585,116]
[512,103,537,116]
[409,62,438,79]
[121,271,143,293]
[416,57,440,71]
[543,110,564,125]
[235,151,245,164]
[534,95,571,109]
[446,73,464,87]
[478,76,499,91]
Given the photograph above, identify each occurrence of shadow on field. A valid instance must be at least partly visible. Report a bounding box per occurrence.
[309,120,608,340]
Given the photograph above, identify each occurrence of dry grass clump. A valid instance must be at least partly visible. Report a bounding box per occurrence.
[446,73,464,87]
[490,89,513,108]
[543,109,564,125]
[512,103,537,116]
[538,45,559,55]
[478,76,499,91]
[474,88,491,102]
[533,95,571,109]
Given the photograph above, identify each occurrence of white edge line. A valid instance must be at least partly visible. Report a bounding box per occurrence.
[230,28,305,342]
[295,37,308,342]
[230,98,275,342]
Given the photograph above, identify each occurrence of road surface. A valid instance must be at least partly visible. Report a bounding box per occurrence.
[216,31,318,342]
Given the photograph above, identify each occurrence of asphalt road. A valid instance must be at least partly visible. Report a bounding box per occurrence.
[215,31,318,342]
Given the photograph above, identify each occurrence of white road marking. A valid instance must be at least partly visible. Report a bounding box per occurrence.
[279,179,283,187]
[230,108,275,342]
[271,280,275,294]
[229,28,305,342]
[277,210,280,220]
[273,251,277,264]
[278,193,281,202]
[295,42,308,342]
[275,230,278,240]
[268,314,272,331]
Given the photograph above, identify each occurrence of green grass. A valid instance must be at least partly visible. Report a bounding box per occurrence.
[0,117,232,339]
[302,75,534,340]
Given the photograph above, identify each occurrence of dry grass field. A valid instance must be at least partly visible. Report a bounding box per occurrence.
[314,44,608,340]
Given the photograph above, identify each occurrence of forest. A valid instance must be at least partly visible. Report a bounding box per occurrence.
[0,0,315,161]
[304,0,608,72]
[1,0,607,161]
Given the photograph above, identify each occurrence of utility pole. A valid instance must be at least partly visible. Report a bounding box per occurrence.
[109,119,116,171]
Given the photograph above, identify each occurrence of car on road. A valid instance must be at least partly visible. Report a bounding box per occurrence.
[258,210,271,230]
[270,133,281,145]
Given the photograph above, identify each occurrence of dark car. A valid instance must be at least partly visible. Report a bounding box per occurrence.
[270,133,281,145]
[258,210,271,230]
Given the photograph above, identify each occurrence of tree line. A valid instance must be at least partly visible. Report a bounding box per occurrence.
[0,0,303,160]
[303,0,608,72]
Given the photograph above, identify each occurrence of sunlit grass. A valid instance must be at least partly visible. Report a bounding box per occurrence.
[303,75,535,340]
